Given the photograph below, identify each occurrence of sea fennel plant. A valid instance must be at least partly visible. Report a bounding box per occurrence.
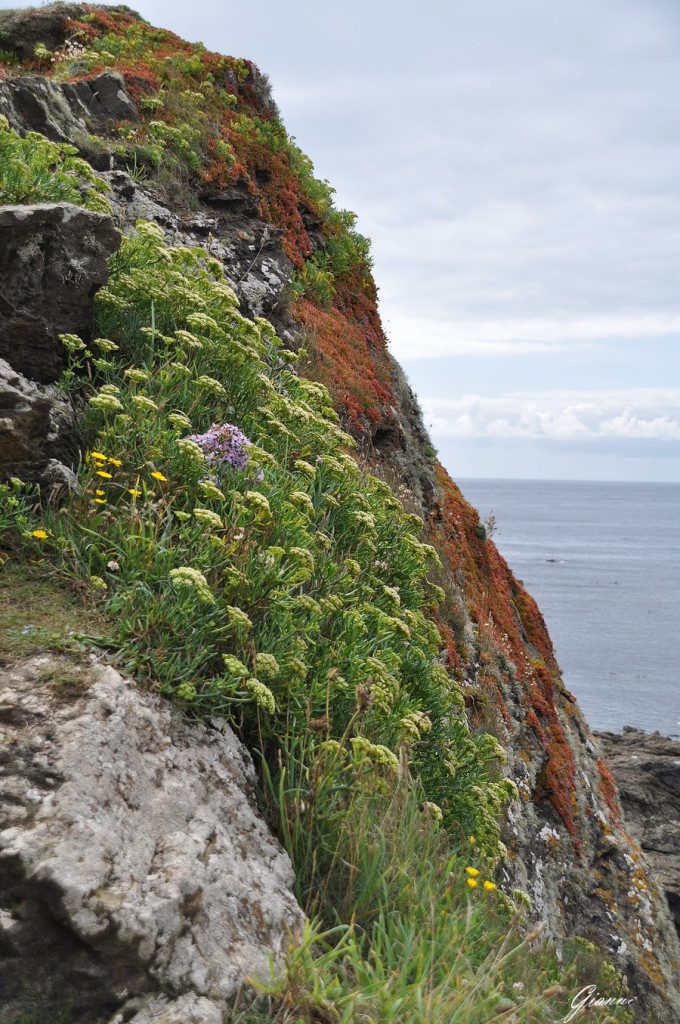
[7,218,513,855]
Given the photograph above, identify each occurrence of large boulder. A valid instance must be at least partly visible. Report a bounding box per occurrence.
[0,203,120,383]
[0,654,303,1023]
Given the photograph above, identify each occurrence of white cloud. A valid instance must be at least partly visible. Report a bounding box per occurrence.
[387,312,680,359]
[422,389,680,441]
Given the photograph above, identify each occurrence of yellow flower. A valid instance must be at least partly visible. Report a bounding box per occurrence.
[467,878,478,889]
[107,457,123,467]
[94,498,106,505]
[96,471,113,479]
[128,488,142,498]
[89,451,107,461]
[469,835,476,845]
[150,471,167,482]
[95,489,105,496]
[483,880,497,892]
[31,529,49,540]
[465,867,480,878]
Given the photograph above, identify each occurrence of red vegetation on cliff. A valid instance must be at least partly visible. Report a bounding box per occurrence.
[428,467,579,843]
[295,281,397,433]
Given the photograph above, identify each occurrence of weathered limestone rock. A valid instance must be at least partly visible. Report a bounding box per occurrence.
[597,728,680,938]
[0,357,76,492]
[0,203,120,383]
[0,655,303,1023]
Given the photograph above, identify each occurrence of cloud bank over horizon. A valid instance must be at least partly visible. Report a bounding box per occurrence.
[422,389,680,443]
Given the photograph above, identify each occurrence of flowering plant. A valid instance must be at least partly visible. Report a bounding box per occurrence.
[185,422,252,471]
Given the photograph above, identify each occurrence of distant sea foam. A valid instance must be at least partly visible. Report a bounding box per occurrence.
[459,479,680,736]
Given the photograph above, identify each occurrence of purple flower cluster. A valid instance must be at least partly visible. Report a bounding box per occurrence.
[185,423,252,470]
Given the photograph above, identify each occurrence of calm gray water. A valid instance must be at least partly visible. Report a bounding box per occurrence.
[458,479,680,736]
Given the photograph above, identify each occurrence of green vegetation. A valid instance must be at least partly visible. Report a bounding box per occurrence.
[0,107,634,1022]
[224,762,631,1023]
[4,216,513,855]
[0,116,111,212]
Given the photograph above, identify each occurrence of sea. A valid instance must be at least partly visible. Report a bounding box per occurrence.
[458,479,680,736]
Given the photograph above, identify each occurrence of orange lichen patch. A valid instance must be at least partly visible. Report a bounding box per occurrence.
[641,950,666,988]
[78,7,144,36]
[295,292,397,435]
[428,466,549,679]
[512,584,556,667]
[592,887,618,913]
[596,757,621,826]
[477,671,512,728]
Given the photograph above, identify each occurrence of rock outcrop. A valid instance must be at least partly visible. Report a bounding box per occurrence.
[0,3,90,61]
[0,654,303,1024]
[0,203,119,491]
[0,71,139,146]
[597,728,680,938]
[0,203,120,383]
[0,357,76,493]
[102,169,296,337]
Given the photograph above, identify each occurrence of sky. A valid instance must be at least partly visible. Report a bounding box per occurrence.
[33,0,680,480]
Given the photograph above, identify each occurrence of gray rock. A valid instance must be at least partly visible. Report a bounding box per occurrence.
[597,728,680,937]
[0,654,303,1023]
[103,170,296,333]
[0,357,77,493]
[113,992,224,1024]
[0,71,139,146]
[0,203,120,383]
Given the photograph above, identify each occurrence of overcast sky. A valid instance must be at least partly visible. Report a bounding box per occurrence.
[42,0,680,479]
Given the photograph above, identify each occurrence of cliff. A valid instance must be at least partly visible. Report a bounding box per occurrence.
[597,728,680,939]
[0,5,678,1022]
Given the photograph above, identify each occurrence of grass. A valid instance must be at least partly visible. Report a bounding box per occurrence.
[222,752,634,1023]
[0,560,105,660]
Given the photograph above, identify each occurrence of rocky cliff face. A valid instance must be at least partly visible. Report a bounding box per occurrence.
[0,653,302,1023]
[597,728,680,940]
[1,5,679,1020]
